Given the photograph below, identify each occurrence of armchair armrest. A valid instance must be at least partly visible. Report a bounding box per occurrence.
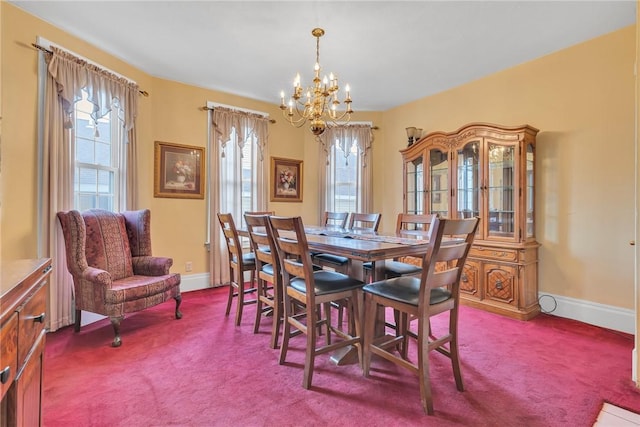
[81,266,113,287]
[131,256,174,276]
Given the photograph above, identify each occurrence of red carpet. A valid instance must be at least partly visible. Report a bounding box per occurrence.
[43,287,638,426]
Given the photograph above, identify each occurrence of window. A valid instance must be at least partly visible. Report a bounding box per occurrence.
[327,142,362,213]
[321,124,373,217]
[219,128,260,230]
[73,89,125,211]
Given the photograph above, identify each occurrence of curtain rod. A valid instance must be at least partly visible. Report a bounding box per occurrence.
[201,105,276,124]
[31,43,149,97]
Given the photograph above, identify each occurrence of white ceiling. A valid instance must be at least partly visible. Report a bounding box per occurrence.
[10,1,636,111]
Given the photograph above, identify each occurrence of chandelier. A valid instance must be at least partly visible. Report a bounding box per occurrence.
[279,28,353,136]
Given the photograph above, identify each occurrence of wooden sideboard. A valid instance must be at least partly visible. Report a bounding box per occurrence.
[1,259,51,427]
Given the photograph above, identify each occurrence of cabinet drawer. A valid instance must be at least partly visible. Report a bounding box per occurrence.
[17,282,47,368]
[0,313,18,399]
[460,261,481,299]
[484,263,517,306]
[469,246,518,262]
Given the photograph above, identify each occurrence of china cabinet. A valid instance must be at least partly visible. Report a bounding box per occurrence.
[401,123,540,319]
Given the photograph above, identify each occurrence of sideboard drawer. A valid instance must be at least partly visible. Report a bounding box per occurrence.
[17,282,47,369]
[469,246,518,262]
[0,313,18,400]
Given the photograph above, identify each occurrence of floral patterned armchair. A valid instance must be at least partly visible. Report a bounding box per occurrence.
[57,208,182,347]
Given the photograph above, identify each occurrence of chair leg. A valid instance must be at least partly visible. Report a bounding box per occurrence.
[225,277,234,317]
[110,316,123,348]
[74,309,82,332]
[279,295,292,365]
[270,284,282,349]
[235,271,244,326]
[449,309,464,392]
[303,303,317,389]
[398,312,409,359]
[323,302,332,346]
[174,295,183,319]
[417,316,434,415]
[352,289,364,368]
[254,278,264,334]
[362,293,376,377]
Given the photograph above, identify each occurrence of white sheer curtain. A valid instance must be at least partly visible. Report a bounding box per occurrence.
[39,46,139,331]
[318,123,374,216]
[208,107,269,286]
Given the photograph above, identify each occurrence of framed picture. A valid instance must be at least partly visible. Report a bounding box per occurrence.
[271,157,303,202]
[154,141,205,199]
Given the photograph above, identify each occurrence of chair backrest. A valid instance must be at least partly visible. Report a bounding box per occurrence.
[322,211,348,229]
[80,209,134,280]
[57,209,163,280]
[245,211,275,216]
[268,216,317,303]
[419,217,479,308]
[396,213,437,238]
[217,213,245,269]
[57,210,90,277]
[121,209,152,257]
[244,213,280,277]
[348,212,381,232]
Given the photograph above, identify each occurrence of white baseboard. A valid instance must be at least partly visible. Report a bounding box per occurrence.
[538,292,635,334]
[180,273,213,292]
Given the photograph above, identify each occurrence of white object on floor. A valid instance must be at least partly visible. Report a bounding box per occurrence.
[594,403,640,426]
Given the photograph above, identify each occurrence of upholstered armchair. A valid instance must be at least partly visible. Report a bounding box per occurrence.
[57,208,182,347]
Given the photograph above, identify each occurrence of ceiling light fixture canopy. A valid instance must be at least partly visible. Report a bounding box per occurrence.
[279,28,353,136]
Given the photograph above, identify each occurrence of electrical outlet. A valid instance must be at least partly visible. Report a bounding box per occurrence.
[185,261,193,272]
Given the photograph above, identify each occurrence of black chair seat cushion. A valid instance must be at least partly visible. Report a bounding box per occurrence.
[290,271,363,296]
[362,260,421,277]
[261,263,274,276]
[232,252,255,267]
[313,253,349,266]
[362,276,452,306]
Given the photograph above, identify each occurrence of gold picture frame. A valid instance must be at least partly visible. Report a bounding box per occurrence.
[271,157,303,202]
[154,141,205,199]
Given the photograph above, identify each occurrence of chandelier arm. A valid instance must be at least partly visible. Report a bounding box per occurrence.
[281,109,308,128]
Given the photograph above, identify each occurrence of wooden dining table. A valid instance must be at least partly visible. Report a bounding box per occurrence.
[239,224,433,365]
[300,225,431,282]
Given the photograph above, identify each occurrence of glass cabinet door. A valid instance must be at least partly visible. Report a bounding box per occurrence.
[487,142,516,239]
[406,156,424,215]
[526,143,534,238]
[456,141,480,220]
[428,149,449,217]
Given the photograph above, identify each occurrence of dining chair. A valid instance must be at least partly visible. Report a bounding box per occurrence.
[244,213,283,349]
[363,213,437,283]
[331,212,382,328]
[322,211,349,228]
[269,215,364,389]
[348,212,382,232]
[313,211,351,273]
[361,216,479,415]
[217,213,257,326]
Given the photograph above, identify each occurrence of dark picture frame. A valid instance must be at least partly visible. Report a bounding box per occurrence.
[271,157,303,202]
[154,141,205,199]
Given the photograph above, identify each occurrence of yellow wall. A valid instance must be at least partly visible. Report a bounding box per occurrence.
[1,2,636,311]
[0,3,380,275]
[380,26,635,309]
